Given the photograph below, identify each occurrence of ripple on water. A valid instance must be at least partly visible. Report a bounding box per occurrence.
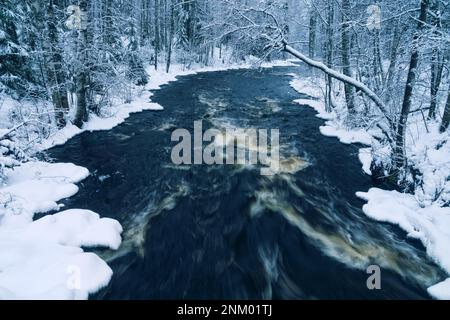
[249,179,444,290]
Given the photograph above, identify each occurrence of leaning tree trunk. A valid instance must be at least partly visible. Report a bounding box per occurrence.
[341,0,354,113]
[440,89,450,133]
[283,42,393,128]
[393,0,428,170]
[73,0,89,128]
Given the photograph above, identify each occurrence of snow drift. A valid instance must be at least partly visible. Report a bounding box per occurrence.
[0,162,123,299]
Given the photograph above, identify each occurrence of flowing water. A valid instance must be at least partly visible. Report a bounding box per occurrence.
[48,66,446,299]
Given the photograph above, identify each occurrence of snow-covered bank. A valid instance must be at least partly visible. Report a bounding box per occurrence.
[289,74,450,299]
[290,76,376,144]
[356,188,450,299]
[40,59,295,151]
[0,162,123,299]
[290,76,377,176]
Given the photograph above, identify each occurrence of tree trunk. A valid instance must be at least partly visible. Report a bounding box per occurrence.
[308,9,316,59]
[428,50,444,119]
[188,0,196,55]
[393,0,428,170]
[163,0,168,53]
[166,1,174,73]
[371,28,384,93]
[440,89,450,133]
[73,0,89,128]
[325,1,334,112]
[46,0,69,128]
[428,0,444,119]
[341,0,354,113]
[154,0,159,70]
[103,0,113,46]
[140,0,150,45]
[384,21,403,105]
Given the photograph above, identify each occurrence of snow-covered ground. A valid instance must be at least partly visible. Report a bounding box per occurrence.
[0,161,123,299]
[289,73,450,300]
[0,58,293,300]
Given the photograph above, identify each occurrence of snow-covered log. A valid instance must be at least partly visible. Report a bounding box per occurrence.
[282,41,393,127]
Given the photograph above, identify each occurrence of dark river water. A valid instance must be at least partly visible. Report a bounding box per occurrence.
[48,66,446,299]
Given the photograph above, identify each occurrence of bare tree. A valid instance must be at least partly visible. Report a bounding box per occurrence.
[393,0,429,170]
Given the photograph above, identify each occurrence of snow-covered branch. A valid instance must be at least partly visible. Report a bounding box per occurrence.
[282,41,393,127]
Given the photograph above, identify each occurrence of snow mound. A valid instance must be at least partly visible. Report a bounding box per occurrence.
[21,209,123,250]
[0,161,122,299]
[358,148,373,175]
[356,188,450,299]
[428,278,450,300]
[0,161,89,227]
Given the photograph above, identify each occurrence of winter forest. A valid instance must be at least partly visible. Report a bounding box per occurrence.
[1,0,450,300]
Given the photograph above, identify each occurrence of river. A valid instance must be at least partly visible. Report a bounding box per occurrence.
[48,66,446,299]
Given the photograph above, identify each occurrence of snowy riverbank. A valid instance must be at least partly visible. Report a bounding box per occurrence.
[0,161,123,299]
[289,73,450,300]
